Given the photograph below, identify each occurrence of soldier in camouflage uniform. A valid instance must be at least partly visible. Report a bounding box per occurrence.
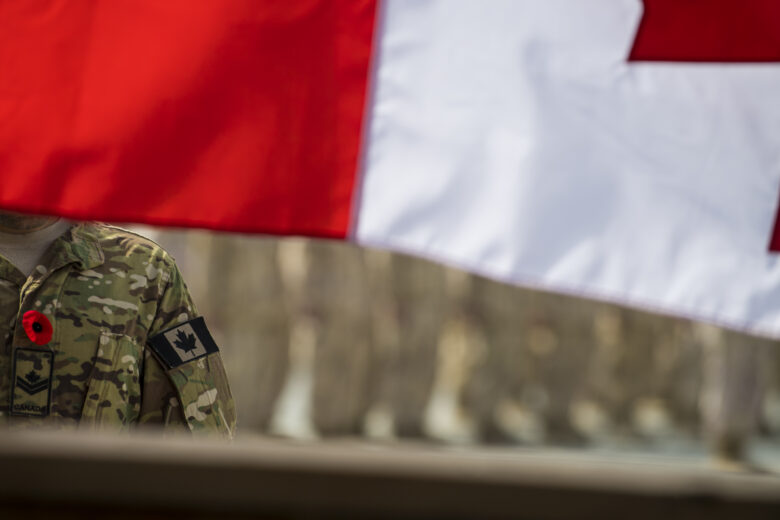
[0,217,235,435]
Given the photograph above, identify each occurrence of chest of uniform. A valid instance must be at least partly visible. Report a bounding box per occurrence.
[6,266,152,425]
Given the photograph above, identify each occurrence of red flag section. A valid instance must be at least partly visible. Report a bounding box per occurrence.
[628,0,780,252]
[771,197,780,253]
[0,0,377,237]
[629,0,780,62]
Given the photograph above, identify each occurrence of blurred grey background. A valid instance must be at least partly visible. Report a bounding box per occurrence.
[143,227,780,463]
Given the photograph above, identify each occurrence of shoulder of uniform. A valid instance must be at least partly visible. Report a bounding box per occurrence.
[80,223,177,271]
[86,223,166,249]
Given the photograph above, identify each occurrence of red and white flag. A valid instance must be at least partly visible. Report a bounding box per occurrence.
[2,0,780,336]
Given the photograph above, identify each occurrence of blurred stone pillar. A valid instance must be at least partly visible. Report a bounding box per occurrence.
[387,254,447,438]
[524,292,593,444]
[698,325,771,462]
[613,309,657,431]
[361,249,398,438]
[652,320,700,436]
[303,240,373,436]
[459,276,531,443]
[207,234,290,433]
[586,307,659,437]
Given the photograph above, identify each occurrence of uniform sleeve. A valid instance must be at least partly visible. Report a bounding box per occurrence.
[137,258,236,438]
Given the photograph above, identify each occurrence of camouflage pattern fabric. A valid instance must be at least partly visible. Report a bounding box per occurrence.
[0,223,235,436]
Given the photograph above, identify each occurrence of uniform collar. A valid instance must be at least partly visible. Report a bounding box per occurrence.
[45,223,105,273]
[0,254,24,286]
[0,222,104,286]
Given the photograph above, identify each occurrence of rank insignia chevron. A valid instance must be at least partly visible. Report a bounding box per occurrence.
[10,348,54,417]
[16,369,50,395]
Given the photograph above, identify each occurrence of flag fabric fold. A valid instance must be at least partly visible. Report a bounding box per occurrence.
[0,0,377,237]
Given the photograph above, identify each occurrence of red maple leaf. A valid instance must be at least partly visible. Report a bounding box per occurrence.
[629,0,780,62]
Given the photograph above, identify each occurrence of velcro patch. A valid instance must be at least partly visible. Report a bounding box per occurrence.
[11,348,54,417]
[147,317,219,370]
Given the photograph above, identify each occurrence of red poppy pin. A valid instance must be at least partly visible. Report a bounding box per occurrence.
[22,310,53,346]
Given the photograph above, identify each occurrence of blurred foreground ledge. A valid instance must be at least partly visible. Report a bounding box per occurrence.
[0,431,778,519]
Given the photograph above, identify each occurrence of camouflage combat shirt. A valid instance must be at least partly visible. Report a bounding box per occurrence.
[0,223,236,436]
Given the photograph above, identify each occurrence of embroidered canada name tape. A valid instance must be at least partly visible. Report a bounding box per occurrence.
[147,317,219,369]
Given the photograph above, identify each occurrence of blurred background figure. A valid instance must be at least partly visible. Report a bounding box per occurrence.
[698,324,771,468]
[149,229,780,472]
[302,240,373,436]
[207,234,290,432]
[584,308,699,443]
[459,275,533,444]
[385,253,447,438]
[460,279,593,445]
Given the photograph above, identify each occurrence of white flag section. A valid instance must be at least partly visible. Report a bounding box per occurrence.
[355,0,780,337]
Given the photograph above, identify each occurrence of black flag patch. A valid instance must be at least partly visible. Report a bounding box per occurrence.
[11,348,54,417]
[147,317,219,369]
